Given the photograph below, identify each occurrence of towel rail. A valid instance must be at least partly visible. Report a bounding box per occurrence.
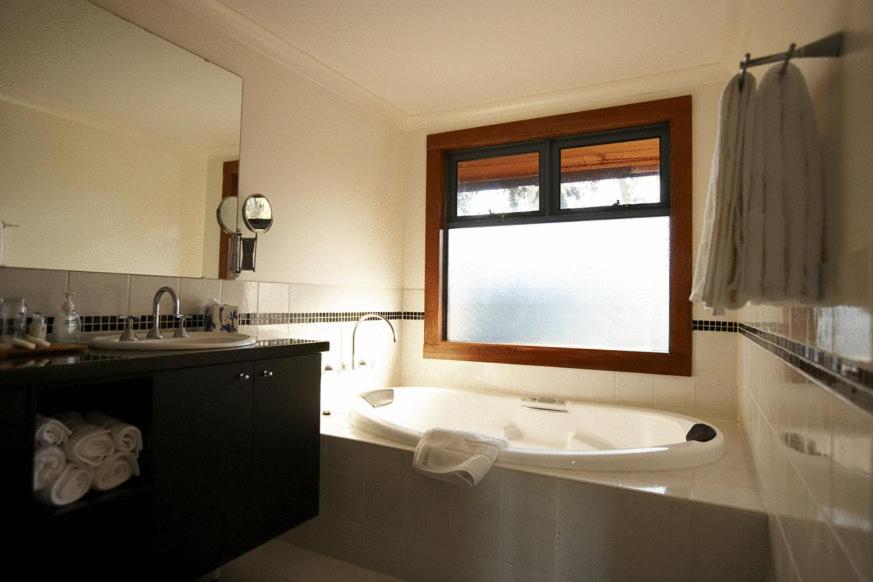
[739,32,844,70]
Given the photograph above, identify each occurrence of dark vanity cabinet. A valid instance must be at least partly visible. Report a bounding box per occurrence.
[152,354,321,577]
[2,341,326,580]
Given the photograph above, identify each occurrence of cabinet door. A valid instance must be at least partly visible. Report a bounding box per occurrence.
[251,354,321,543]
[151,361,254,578]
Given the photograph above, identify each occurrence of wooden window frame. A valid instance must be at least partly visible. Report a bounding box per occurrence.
[424,96,692,376]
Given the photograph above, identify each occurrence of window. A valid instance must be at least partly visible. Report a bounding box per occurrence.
[424,97,692,375]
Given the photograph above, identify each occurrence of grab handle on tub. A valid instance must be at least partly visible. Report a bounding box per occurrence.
[363,388,394,408]
[686,423,717,442]
[521,396,568,413]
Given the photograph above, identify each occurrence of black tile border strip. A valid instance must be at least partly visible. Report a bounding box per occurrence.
[239,311,425,325]
[692,320,738,332]
[12,313,744,336]
[739,323,873,415]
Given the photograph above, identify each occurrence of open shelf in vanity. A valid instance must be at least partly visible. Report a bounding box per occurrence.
[2,339,328,579]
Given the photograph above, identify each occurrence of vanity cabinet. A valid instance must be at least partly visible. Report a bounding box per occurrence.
[152,353,321,578]
[1,339,327,580]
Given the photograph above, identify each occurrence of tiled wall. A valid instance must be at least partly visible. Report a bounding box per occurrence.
[399,289,740,421]
[738,305,873,582]
[285,435,768,582]
[0,266,404,388]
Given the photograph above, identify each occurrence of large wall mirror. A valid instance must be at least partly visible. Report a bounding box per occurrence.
[0,0,242,279]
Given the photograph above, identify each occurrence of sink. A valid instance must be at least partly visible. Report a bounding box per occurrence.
[89,331,255,351]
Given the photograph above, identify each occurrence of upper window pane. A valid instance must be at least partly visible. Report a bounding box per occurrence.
[456,152,539,216]
[560,138,660,210]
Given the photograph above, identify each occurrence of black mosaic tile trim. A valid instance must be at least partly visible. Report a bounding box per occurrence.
[693,320,738,332]
[739,323,873,415]
[239,311,425,325]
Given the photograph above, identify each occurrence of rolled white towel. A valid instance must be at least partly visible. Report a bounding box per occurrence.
[33,446,67,491]
[85,412,143,453]
[34,463,92,506]
[91,451,140,491]
[34,414,72,447]
[413,428,507,488]
[57,412,115,468]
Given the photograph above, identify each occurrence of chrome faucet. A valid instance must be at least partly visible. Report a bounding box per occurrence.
[147,286,188,340]
[351,313,397,370]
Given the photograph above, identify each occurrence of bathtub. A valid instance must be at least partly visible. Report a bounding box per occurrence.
[348,386,724,471]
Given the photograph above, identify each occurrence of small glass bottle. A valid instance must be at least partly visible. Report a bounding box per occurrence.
[12,297,27,338]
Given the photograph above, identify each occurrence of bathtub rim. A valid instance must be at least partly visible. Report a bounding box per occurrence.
[347,385,726,472]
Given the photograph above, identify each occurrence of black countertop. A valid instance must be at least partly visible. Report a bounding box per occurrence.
[0,338,330,387]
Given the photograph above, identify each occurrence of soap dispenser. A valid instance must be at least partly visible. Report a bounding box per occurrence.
[53,292,81,342]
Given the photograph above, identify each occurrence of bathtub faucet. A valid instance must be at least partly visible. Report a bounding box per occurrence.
[351,313,397,370]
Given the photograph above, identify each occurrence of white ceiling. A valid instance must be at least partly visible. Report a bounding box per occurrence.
[0,0,242,149]
[216,0,736,116]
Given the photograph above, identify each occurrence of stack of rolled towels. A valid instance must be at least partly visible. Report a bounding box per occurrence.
[33,412,142,507]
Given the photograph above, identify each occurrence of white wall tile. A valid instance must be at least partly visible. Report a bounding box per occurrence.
[511,365,548,395]
[128,275,181,315]
[258,281,290,312]
[695,371,739,419]
[256,324,289,339]
[579,369,616,401]
[481,363,514,392]
[0,267,67,316]
[544,367,581,398]
[68,271,129,315]
[401,288,424,312]
[653,374,695,408]
[220,279,257,312]
[179,277,221,314]
[615,372,655,406]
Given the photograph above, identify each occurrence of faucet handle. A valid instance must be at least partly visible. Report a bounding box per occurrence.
[119,316,138,342]
[173,314,189,338]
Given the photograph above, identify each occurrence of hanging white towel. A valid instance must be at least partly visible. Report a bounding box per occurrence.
[85,412,143,453]
[91,451,140,491]
[745,64,823,303]
[34,414,72,447]
[33,446,66,491]
[34,463,92,507]
[57,412,116,468]
[690,72,757,313]
[412,428,506,488]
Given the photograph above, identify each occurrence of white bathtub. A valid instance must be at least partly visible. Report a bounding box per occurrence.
[348,386,724,471]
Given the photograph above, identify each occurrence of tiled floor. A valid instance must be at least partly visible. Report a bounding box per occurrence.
[196,539,401,582]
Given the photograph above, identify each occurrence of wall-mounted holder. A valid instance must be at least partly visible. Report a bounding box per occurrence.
[216,194,273,278]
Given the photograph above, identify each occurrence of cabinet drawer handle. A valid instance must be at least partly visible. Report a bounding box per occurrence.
[237,373,251,381]
[261,370,274,378]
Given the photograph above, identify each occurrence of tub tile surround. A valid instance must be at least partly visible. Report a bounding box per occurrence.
[285,434,769,582]
[320,401,764,515]
[738,304,873,582]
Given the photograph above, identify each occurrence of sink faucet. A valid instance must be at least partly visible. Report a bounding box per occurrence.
[351,313,397,370]
[147,286,188,340]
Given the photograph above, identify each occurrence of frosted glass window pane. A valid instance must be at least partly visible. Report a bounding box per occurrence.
[457,152,539,216]
[446,217,670,352]
[560,138,661,209]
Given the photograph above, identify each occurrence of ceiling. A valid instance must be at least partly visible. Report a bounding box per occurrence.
[215,0,736,117]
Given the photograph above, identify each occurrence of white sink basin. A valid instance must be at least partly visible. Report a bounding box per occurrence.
[89,331,256,351]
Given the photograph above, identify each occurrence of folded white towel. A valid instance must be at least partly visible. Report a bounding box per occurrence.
[33,446,67,491]
[691,72,756,313]
[751,64,823,303]
[34,415,72,447]
[85,412,143,453]
[34,463,92,506]
[91,451,140,491]
[412,429,507,488]
[57,413,116,468]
